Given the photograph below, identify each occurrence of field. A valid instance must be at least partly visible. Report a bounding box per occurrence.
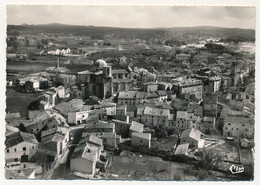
[106,153,199,181]
[6,88,39,117]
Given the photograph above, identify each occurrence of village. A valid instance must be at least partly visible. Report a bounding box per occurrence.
[5,23,255,181]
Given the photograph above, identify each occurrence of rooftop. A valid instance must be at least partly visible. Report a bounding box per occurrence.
[141,107,169,116]
[112,69,129,74]
[88,135,103,146]
[173,79,202,87]
[132,132,151,140]
[89,121,115,129]
[175,143,189,155]
[5,131,38,148]
[225,115,254,125]
[203,117,216,122]
[130,121,144,133]
[176,111,188,119]
[117,91,147,99]
[180,128,201,141]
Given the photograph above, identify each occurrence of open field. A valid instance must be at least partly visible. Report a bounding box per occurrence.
[6,88,39,117]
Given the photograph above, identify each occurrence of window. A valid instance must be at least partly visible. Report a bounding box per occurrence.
[23,147,26,151]
[32,146,35,150]
[14,158,18,162]
[6,149,9,153]
[228,123,231,126]
[140,140,143,143]
[14,148,17,152]
[226,127,228,130]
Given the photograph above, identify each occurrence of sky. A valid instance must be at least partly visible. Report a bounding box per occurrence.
[7,5,255,29]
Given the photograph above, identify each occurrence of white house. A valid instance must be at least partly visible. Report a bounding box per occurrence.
[179,128,204,148]
[68,110,89,125]
[5,131,39,163]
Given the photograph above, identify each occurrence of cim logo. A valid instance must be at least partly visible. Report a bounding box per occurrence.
[229,164,244,174]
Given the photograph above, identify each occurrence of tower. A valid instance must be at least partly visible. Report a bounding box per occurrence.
[102,66,113,99]
[102,66,112,78]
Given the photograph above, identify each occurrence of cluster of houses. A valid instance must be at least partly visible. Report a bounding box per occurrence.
[40,48,72,56]
[5,53,255,178]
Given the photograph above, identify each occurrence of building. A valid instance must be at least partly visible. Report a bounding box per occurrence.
[77,59,113,99]
[179,128,204,148]
[112,69,133,93]
[208,76,221,93]
[113,119,131,138]
[133,68,157,87]
[203,94,218,117]
[143,82,159,93]
[131,132,151,149]
[176,54,191,61]
[157,73,181,83]
[117,91,147,110]
[99,102,117,117]
[70,143,99,176]
[24,80,40,92]
[68,110,90,125]
[202,117,216,132]
[87,121,115,133]
[129,121,144,137]
[17,110,57,134]
[5,131,39,163]
[171,98,188,111]
[98,132,120,149]
[176,111,200,130]
[136,106,171,128]
[39,130,69,159]
[223,115,254,138]
[39,86,67,110]
[172,79,203,100]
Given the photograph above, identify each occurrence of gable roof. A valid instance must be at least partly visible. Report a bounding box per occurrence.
[5,131,38,148]
[132,132,151,140]
[90,121,115,129]
[180,128,201,141]
[130,121,144,133]
[176,111,188,119]
[88,135,103,146]
[175,143,189,155]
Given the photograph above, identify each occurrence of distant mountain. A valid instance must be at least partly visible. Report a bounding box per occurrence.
[7,24,255,42]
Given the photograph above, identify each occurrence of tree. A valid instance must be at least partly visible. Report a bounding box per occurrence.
[195,148,222,180]
[196,148,222,170]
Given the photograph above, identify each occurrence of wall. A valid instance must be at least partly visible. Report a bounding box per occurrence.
[132,135,151,149]
[70,158,95,175]
[5,142,38,162]
[223,122,254,138]
[179,137,199,148]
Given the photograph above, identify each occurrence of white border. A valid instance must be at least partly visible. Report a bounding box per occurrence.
[1,0,259,185]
